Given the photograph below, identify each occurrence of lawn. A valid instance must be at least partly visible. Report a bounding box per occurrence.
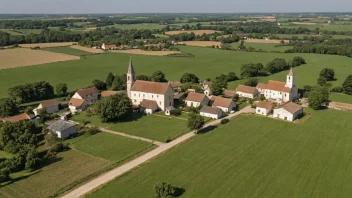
[87,109,352,198]
[231,42,292,52]
[72,112,190,142]
[42,46,92,56]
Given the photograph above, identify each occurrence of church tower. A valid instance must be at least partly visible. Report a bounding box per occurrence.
[286,67,295,88]
[127,57,135,98]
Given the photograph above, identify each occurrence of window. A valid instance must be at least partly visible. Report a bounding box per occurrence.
[128,76,130,80]
[134,100,136,102]
[159,101,161,105]
[152,95,153,98]
[288,77,291,80]
[157,95,159,98]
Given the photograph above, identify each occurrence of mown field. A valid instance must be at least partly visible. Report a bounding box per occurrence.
[0,46,351,102]
[87,109,352,198]
[42,46,92,56]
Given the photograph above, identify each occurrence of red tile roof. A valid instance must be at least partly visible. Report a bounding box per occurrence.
[41,100,60,108]
[169,82,182,88]
[278,102,302,114]
[256,101,273,110]
[140,99,157,109]
[76,87,98,98]
[212,96,234,108]
[131,80,170,95]
[265,80,291,93]
[69,98,86,107]
[236,85,257,94]
[256,83,267,89]
[223,90,236,97]
[2,113,34,123]
[185,92,207,103]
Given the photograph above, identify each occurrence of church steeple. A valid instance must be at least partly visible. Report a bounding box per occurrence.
[286,66,295,88]
[127,57,135,98]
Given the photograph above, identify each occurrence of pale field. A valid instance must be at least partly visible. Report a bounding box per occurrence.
[109,49,181,56]
[0,48,79,69]
[19,42,77,48]
[70,45,104,53]
[86,27,97,30]
[292,22,317,25]
[245,39,290,44]
[180,41,222,47]
[165,30,222,35]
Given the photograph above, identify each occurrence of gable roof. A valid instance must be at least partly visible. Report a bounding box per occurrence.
[212,96,234,108]
[288,67,294,76]
[47,120,76,132]
[265,80,291,93]
[256,83,267,89]
[101,90,126,97]
[185,92,207,103]
[69,98,86,107]
[277,102,302,114]
[256,101,273,110]
[76,87,99,98]
[140,99,158,109]
[223,90,236,97]
[236,85,257,94]
[2,113,34,123]
[200,106,222,115]
[174,92,185,100]
[131,80,171,95]
[40,100,60,108]
[169,82,182,88]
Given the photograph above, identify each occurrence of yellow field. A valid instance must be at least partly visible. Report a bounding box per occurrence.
[19,42,77,48]
[180,41,222,47]
[292,22,317,25]
[165,30,222,35]
[0,48,80,69]
[245,39,290,44]
[109,49,181,56]
[70,45,104,53]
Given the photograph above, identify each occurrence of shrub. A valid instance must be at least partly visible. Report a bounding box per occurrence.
[170,109,181,116]
[86,125,100,135]
[51,142,69,153]
[331,86,344,93]
[220,119,229,124]
[0,168,10,183]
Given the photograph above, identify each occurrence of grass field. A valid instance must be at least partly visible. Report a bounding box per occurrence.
[43,46,92,56]
[232,42,292,52]
[101,23,166,30]
[72,113,189,142]
[281,23,352,31]
[87,109,352,198]
[0,46,351,102]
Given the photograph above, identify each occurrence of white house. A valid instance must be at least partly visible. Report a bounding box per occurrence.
[127,58,174,111]
[72,87,99,105]
[211,96,236,113]
[101,43,118,50]
[258,68,299,103]
[33,100,60,116]
[47,120,77,139]
[256,101,273,116]
[200,106,223,119]
[202,81,213,96]
[236,85,258,99]
[273,102,303,122]
[184,92,209,107]
[68,98,87,113]
[140,99,158,114]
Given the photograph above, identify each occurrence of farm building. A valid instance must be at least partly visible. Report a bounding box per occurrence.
[165,106,175,116]
[1,112,36,123]
[256,101,273,116]
[72,87,99,105]
[223,90,236,98]
[169,82,182,92]
[69,98,87,114]
[273,102,303,122]
[33,99,60,116]
[200,106,223,119]
[139,99,158,114]
[236,85,258,99]
[47,120,77,139]
[211,96,236,113]
[101,43,118,50]
[202,81,213,96]
[185,92,209,107]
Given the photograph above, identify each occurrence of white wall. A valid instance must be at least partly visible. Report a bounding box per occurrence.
[185,96,209,108]
[214,101,236,113]
[236,91,254,99]
[56,126,77,139]
[256,107,269,116]
[273,108,302,121]
[131,89,173,111]
[200,112,221,119]
[72,93,98,104]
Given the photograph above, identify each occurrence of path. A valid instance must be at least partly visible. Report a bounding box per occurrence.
[61,106,253,198]
[99,128,164,146]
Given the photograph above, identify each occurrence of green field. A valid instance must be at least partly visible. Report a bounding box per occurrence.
[101,23,166,30]
[72,112,189,142]
[232,42,292,52]
[280,23,352,31]
[87,109,352,198]
[42,46,92,56]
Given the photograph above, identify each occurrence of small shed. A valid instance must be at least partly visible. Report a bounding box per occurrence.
[140,99,158,114]
[200,106,223,119]
[47,120,77,139]
[165,106,175,116]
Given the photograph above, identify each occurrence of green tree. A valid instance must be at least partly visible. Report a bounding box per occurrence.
[96,93,132,122]
[319,68,335,81]
[240,63,266,78]
[151,70,167,82]
[265,58,289,74]
[226,72,238,82]
[136,75,151,81]
[105,72,115,87]
[92,79,107,90]
[0,98,19,118]
[0,168,10,183]
[180,73,199,84]
[342,75,352,95]
[238,40,246,50]
[243,78,259,87]
[187,113,205,133]
[55,83,68,96]
[210,75,228,96]
[155,182,176,198]
[317,76,327,86]
[112,74,127,90]
[25,147,40,171]
[292,56,306,67]
[308,86,329,110]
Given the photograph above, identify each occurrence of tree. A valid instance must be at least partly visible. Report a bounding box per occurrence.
[243,78,259,87]
[0,98,19,118]
[226,72,238,82]
[92,79,107,90]
[0,168,10,183]
[317,76,327,86]
[187,113,205,133]
[238,40,246,50]
[342,75,352,95]
[55,83,68,96]
[105,72,115,87]
[265,58,289,74]
[151,70,167,82]
[308,86,329,110]
[292,56,306,67]
[96,93,133,122]
[136,75,151,81]
[180,73,199,84]
[112,74,126,90]
[319,68,335,81]
[25,147,40,171]
[210,75,228,96]
[155,182,176,198]
[240,63,266,78]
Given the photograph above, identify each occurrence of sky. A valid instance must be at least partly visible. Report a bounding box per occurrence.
[1,0,352,14]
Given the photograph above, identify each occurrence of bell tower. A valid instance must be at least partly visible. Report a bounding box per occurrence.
[127,57,135,98]
[286,67,295,88]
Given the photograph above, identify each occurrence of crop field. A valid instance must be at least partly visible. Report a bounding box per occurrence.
[42,46,93,56]
[87,109,352,198]
[0,150,110,198]
[292,22,317,25]
[165,30,222,35]
[19,42,76,48]
[180,41,222,47]
[72,113,189,142]
[0,48,80,70]
[70,45,104,53]
[109,49,181,56]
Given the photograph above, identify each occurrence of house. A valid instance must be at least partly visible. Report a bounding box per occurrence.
[259,68,299,103]
[101,90,126,97]
[72,87,99,104]
[273,102,303,121]
[184,92,209,107]
[236,85,258,99]
[211,96,236,113]
[68,98,87,113]
[202,81,213,96]
[169,82,182,92]
[47,120,77,139]
[33,100,60,116]
[165,106,175,116]
[127,58,174,111]
[223,90,236,98]
[139,99,158,114]
[200,106,223,119]
[2,112,35,123]
[101,43,118,50]
[256,83,267,95]
[256,101,273,116]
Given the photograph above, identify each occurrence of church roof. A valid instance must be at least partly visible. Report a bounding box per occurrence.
[287,67,294,76]
[265,80,291,93]
[131,80,170,94]
[128,58,134,74]
[236,85,257,94]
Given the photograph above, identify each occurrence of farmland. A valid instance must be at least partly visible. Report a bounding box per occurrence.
[109,49,181,56]
[43,46,93,56]
[101,23,166,30]
[87,109,352,198]
[70,45,104,53]
[18,42,76,48]
[180,41,222,47]
[233,42,293,52]
[165,30,222,35]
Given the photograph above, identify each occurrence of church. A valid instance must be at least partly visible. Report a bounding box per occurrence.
[256,67,299,103]
[126,58,174,113]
